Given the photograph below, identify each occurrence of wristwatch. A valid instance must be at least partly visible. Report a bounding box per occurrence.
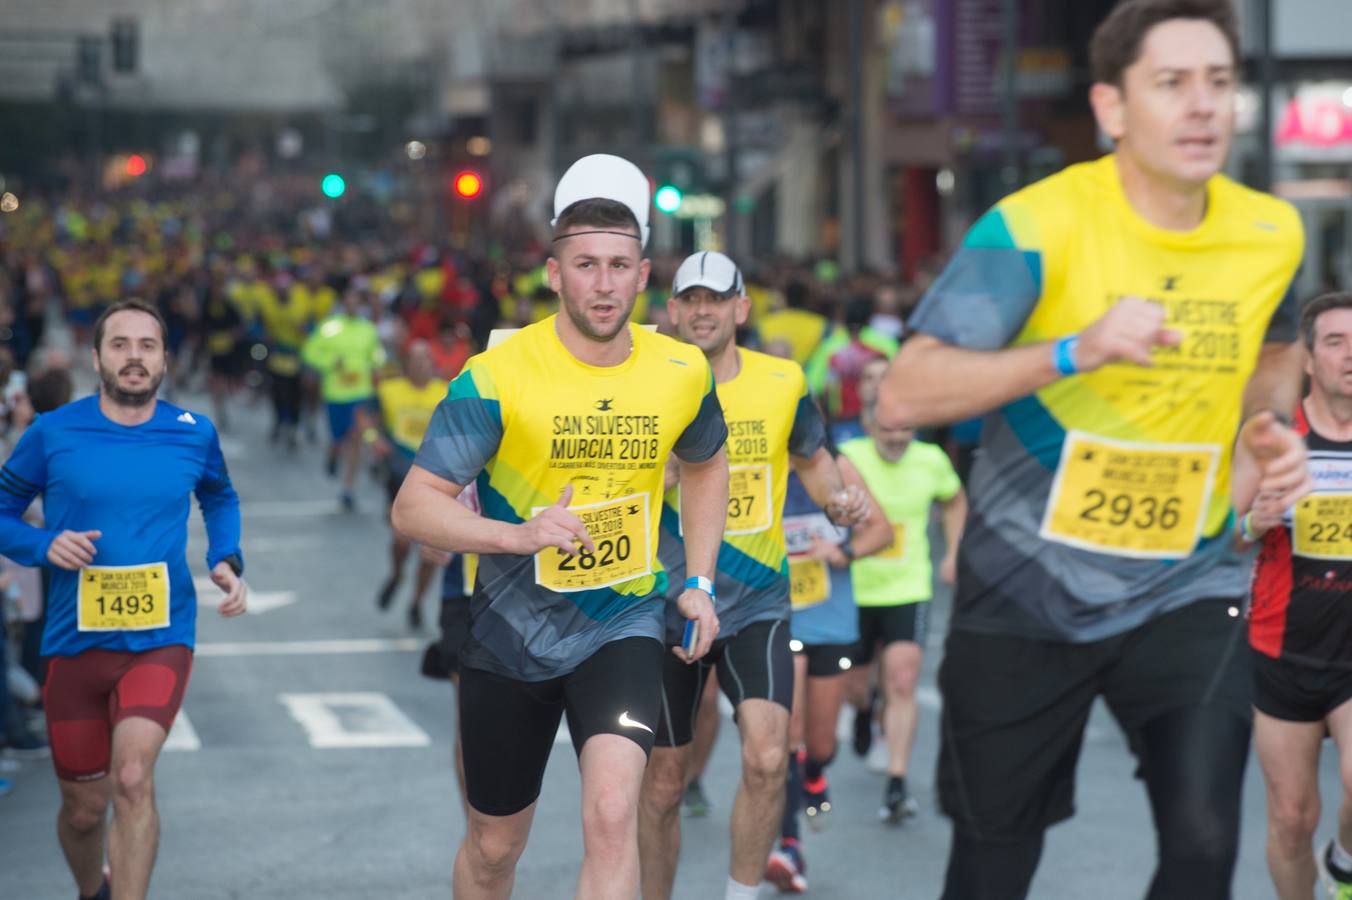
[684,575,715,601]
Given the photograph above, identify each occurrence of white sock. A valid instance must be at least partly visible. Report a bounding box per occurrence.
[725,877,761,900]
[1332,838,1352,872]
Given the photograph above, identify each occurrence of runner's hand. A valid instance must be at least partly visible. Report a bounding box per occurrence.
[1242,411,1312,511]
[1248,491,1285,533]
[1075,297,1182,371]
[807,536,849,567]
[46,530,101,570]
[211,561,248,617]
[513,484,594,556]
[825,484,869,527]
[673,587,718,663]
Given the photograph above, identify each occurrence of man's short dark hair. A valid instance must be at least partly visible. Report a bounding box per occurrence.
[552,198,640,245]
[93,299,168,353]
[1301,292,1352,350]
[1090,0,1239,87]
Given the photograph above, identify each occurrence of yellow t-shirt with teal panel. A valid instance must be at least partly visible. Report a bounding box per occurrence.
[658,349,828,641]
[414,316,728,680]
[907,153,1304,642]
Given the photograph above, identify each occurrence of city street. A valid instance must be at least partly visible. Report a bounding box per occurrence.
[0,386,1333,898]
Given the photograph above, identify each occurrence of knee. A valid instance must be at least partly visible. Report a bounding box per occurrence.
[464,822,527,877]
[1159,808,1239,873]
[585,784,638,848]
[641,755,687,814]
[61,795,106,834]
[742,740,789,790]
[885,659,920,698]
[1268,799,1319,853]
[112,758,154,807]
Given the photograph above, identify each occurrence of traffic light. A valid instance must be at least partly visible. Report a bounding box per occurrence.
[655,185,683,215]
[453,170,483,200]
[321,173,346,199]
[111,20,138,73]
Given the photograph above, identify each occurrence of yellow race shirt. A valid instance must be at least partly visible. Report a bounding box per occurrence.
[377,377,449,458]
[908,153,1304,641]
[658,349,827,640]
[414,316,728,680]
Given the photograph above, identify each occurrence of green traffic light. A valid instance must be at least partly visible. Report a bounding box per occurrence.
[655,185,682,214]
[321,173,346,199]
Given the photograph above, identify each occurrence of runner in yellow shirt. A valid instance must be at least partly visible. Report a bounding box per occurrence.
[880,4,1311,896]
[365,340,450,629]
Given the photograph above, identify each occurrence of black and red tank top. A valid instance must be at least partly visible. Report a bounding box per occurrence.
[1250,402,1352,668]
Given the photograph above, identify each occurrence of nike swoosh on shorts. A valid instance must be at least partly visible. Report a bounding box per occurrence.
[618,711,654,734]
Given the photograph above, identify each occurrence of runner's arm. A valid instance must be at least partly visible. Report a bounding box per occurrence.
[792,447,867,526]
[676,445,728,583]
[1232,341,1307,515]
[882,296,1181,429]
[0,421,59,566]
[938,488,968,584]
[837,455,891,560]
[879,335,1061,428]
[195,425,243,573]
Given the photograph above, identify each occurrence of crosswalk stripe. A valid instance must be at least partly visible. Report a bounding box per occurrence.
[164,710,201,752]
[198,638,421,656]
[278,692,431,749]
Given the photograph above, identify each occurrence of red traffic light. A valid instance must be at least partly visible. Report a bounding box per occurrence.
[126,154,147,177]
[453,170,483,199]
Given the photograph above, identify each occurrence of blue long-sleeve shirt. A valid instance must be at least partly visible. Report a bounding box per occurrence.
[0,395,243,657]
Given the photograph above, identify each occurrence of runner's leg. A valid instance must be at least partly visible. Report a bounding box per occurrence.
[1254,709,1322,899]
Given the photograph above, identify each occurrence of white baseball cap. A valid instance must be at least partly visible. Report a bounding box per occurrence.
[551,154,650,248]
[672,251,744,297]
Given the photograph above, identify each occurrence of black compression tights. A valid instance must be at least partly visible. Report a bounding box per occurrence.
[939,706,1250,900]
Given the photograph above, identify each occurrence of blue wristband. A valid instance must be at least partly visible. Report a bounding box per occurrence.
[1053,335,1080,376]
[685,575,715,600]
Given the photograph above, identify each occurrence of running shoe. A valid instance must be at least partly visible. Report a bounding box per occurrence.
[682,779,710,817]
[852,692,876,757]
[802,773,832,831]
[408,604,423,631]
[0,777,11,797]
[1318,839,1352,899]
[376,577,399,611]
[879,779,919,825]
[340,491,355,512]
[765,840,808,894]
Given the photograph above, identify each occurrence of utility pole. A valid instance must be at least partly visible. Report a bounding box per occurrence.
[1000,0,1020,189]
[1256,0,1274,191]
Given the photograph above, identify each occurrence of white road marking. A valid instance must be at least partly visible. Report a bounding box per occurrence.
[278,692,431,749]
[238,500,356,519]
[164,710,201,752]
[186,534,330,555]
[197,638,421,657]
[194,578,297,615]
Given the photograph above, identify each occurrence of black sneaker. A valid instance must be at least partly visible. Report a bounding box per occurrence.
[879,779,918,825]
[852,691,876,757]
[376,577,400,611]
[408,604,423,631]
